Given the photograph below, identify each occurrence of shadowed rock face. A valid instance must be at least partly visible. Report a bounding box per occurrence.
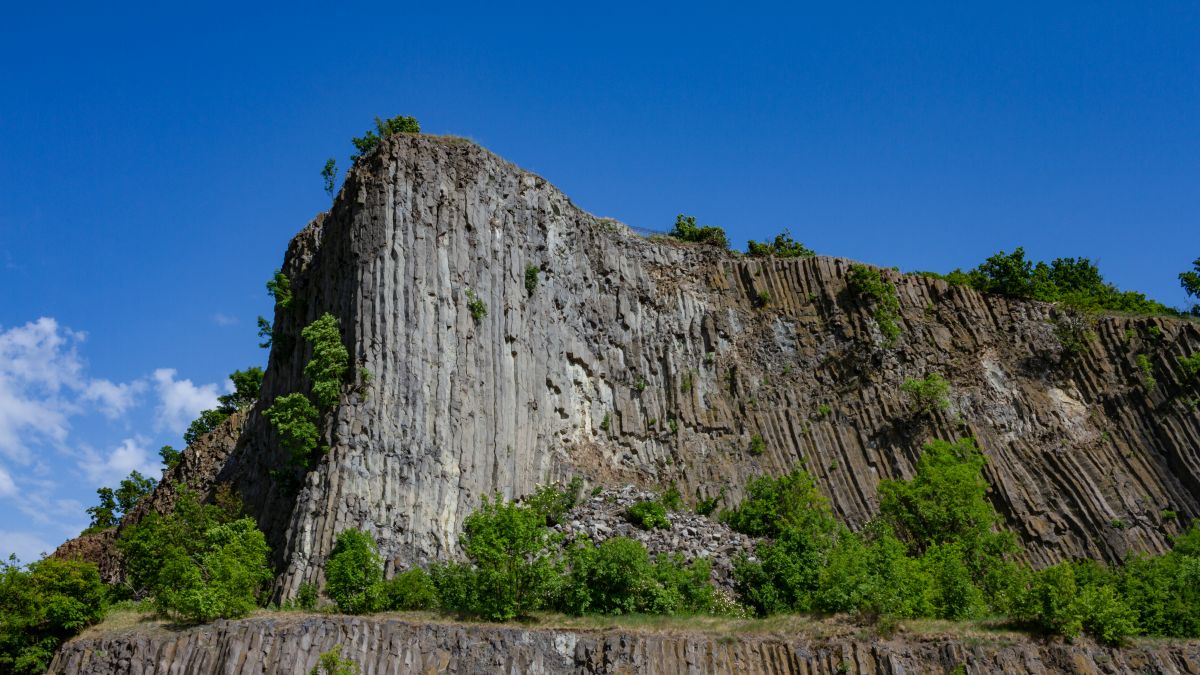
[48,614,1200,674]
[57,134,1200,601]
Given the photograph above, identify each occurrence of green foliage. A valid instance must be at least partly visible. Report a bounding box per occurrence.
[561,537,713,616]
[159,444,182,470]
[1135,353,1157,391]
[217,367,264,413]
[302,313,349,409]
[325,529,384,615]
[85,487,118,531]
[1118,525,1200,638]
[668,214,728,249]
[310,645,359,675]
[465,289,487,323]
[1053,308,1095,358]
[524,477,583,527]
[257,316,273,349]
[114,470,156,514]
[0,556,108,674]
[813,524,932,619]
[846,265,901,347]
[721,466,839,540]
[263,393,321,468]
[900,373,951,416]
[747,433,766,456]
[626,500,670,530]
[321,158,338,199]
[184,408,230,446]
[1178,353,1200,379]
[599,412,610,432]
[293,582,319,611]
[920,542,985,620]
[695,488,724,516]
[267,270,293,309]
[458,494,562,620]
[86,470,157,532]
[943,248,1178,316]
[746,229,815,258]
[1179,257,1200,310]
[524,264,540,295]
[118,486,270,623]
[381,568,438,611]
[351,115,421,159]
[756,289,771,306]
[680,370,693,393]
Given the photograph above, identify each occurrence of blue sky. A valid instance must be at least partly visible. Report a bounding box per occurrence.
[1,2,1197,560]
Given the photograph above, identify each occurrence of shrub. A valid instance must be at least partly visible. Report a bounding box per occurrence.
[293,582,318,611]
[1136,353,1157,391]
[1075,583,1139,646]
[696,488,724,516]
[721,466,839,540]
[1054,309,1095,358]
[217,367,264,413]
[325,529,384,615]
[746,230,815,258]
[524,264,539,295]
[1179,257,1199,306]
[465,289,487,323]
[310,645,359,675]
[626,500,670,530]
[921,542,984,620]
[459,494,561,620]
[0,556,108,675]
[429,561,477,614]
[1019,563,1082,639]
[668,214,728,249]
[524,477,583,526]
[813,525,932,619]
[257,316,274,349]
[184,408,230,446]
[321,159,337,199]
[264,393,321,468]
[900,373,951,416]
[748,434,766,456]
[302,314,349,410]
[1179,353,1200,379]
[159,444,182,470]
[381,569,438,611]
[266,270,292,309]
[351,115,420,159]
[562,537,714,616]
[846,265,901,347]
[118,487,271,623]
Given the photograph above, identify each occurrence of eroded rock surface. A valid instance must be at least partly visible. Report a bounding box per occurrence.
[49,614,1200,675]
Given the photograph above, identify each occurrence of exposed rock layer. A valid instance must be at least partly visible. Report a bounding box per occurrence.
[56,135,1200,599]
[49,614,1200,675]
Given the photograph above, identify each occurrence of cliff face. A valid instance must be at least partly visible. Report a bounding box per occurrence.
[59,134,1200,597]
[49,614,1200,675]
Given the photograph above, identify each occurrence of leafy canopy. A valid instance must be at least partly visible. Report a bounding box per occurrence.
[351,115,421,159]
[325,529,384,614]
[669,214,729,249]
[263,393,320,468]
[0,556,108,675]
[746,229,815,258]
[302,313,349,410]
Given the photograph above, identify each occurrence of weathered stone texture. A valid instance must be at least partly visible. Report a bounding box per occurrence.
[49,614,1200,674]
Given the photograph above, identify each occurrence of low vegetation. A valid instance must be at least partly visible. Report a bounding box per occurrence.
[746,230,815,258]
[847,265,901,347]
[668,214,728,249]
[524,264,539,295]
[351,115,420,159]
[900,373,951,416]
[0,556,107,674]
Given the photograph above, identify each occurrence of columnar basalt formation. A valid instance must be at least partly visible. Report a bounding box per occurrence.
[57,135,1200,601]
[49,614,1200,675]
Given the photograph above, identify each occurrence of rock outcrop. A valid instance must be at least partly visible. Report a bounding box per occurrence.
[49,614,1200,674]
[56,134,1200,601]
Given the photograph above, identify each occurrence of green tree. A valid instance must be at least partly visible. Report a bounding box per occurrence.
[257,316,274,349]
[900,373,951,416]
[85,487,118,531]
[0,556,108,675]
[118,486,270,623]
[524,264,540,295]
[459,493,561,620]
[114,470,156,514]
[310,645,359,675]
[263,393,321,468]
[321,158,338,199]
[668,214,729,249]
[266,270,292,309]
[302,313,349,410]
[1182,257,1200,313]
[217,367,264,413]
[381,568,438,611]
[184,408,230,446]
[746,230,815,258]
[159,445,182,471]
[351,115,421,159]
[324,529,384,614]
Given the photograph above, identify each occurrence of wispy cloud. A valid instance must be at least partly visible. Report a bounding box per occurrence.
[82,378,146,419]
[211,313,239,327]
[77,436,160,486]
[0,530,54,562]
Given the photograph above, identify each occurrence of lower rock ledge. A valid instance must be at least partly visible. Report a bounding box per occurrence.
[49,613,1200,675]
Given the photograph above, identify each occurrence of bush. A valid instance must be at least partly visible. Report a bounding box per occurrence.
[668,214,728,249]
[310,645,359,675]
[459,494,561,620]
[293,582,318,610]
[159,444,182,471]
[746,230,815,258]
[900,373,951,416]
[264,393,321,468]
[0,556,108,674]
[721,466,839,540]
[351,115,420,159]
[217,367,264,413]
[846,265,901,347]
[1179,353,1200,380]
[266,270,292,309]
[920,542,984,620]
[748,434,766,456]
[813,525,932,619]
[302,314,349,410]
[1182,257,1200,312]
[118,487,271,623]
[184,408,230,446]
[626,500,670,530]
[325,529,384,615]
[561,537,714,616]
[429,561,477,614]
[465,289,487,323]
[524,477,583,526]
[1136,353,1157,391]
[381,569,438,611]
[524,264,539,295]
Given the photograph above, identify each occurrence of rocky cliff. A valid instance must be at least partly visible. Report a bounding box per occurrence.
[58,134,1200,599]
[49,614,1200,674]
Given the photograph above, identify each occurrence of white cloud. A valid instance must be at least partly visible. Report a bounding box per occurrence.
[77,437,160,486]
[0,530,55,562]
[0,318,84,462]
[211,313,239,326]
[0,464,16,497]
[152,368,221,434]
[82,378,146,419]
